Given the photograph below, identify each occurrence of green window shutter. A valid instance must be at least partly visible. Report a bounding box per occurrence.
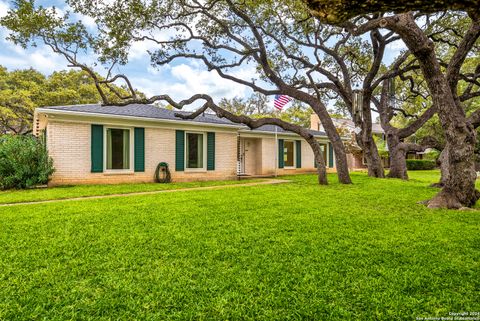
[328,142,334,168]
[134,127,145,172]
[175,130,185,171]
[207,132,215,171]
[278,139,284,169]
[296,140,301,168]
[91,124,104,173]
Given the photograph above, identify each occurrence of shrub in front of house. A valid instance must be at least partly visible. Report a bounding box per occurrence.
[423,150,440,161]
[406,159,436,170]
[0,134,54,190]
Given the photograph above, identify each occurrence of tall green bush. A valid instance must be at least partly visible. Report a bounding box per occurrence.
[406,159,436,170]
[0,134,54,189]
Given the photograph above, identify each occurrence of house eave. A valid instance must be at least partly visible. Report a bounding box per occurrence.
[239,128,327,139]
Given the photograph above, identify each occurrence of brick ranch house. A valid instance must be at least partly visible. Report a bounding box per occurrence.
[34,104,338,185]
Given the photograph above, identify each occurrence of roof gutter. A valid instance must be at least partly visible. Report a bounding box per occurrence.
[239,128,328,139]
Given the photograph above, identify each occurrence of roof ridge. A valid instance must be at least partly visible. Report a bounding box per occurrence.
[42,103,101,109]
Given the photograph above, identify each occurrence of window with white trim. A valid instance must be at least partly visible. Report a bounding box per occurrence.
[105,128,132,170]
[186,132,206,170]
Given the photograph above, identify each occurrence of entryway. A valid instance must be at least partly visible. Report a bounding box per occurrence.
[238,138,261,176]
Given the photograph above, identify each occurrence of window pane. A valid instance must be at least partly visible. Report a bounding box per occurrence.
[284,141,294,167]
[107,128,130,170]
[187,133,204,169]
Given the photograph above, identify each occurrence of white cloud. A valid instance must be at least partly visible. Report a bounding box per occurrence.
[0,54,26,67]
[73,12,97,29]
[170,63,248,98]
[59,3,97,29]
[0,1,69,73]
[147,64,171,76]
[385,39,408,65]
[128,40,158,61]
[0,42,69,74]
[128,29,176,61]
[129,63,253,107]
[0,0,9,18]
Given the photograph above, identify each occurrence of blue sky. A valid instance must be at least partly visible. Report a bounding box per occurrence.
[0,0,254,108]
[0,0,406,111]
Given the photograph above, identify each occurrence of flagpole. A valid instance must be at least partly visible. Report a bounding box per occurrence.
[273,94,291,178]
[274,125,278,178]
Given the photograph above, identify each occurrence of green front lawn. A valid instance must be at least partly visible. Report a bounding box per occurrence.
[0,178,265,205]
[0,171,478,320]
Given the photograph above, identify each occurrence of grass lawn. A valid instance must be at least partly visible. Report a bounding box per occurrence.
[0,171,479,320]
[0,178,265,205]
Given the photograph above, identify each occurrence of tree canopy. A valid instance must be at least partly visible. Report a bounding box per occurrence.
[0,66,142,134]
[305,0,480,24]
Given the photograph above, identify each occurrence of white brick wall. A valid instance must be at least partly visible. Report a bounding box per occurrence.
[260,137,277,175]
[301,139,315,169]
[257,137,318,175]
[47,121,238,185]
[44,117,335,186]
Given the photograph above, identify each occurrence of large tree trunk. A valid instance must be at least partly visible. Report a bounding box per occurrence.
[322,120,352,184]
[305,135,329,185]
[330,136,352,184]
[431,146,450,188]
[414,52,478,208]
[390,13,479,208]
[308,100,352,184]
[384,124,426,181]
[421,78,477,208]
[388,140,426,180]
[357,133,385,178]
[359,90,385,178]
[376,76,437,180]
[386,134,409,180]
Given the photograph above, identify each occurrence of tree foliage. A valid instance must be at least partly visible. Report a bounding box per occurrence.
[219,93,313,128]
[305,0,480,25]
[0,65,144,134]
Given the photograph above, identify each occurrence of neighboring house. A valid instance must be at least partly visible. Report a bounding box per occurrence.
[34,104,336,185]
[310,114,422,170]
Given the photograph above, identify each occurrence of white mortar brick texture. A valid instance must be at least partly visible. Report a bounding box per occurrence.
[47,121,238,185]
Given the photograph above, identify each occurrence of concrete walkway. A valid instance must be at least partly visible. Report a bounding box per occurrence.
[0,179,290,207]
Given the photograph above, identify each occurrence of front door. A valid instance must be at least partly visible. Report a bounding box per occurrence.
[238,138,259,175]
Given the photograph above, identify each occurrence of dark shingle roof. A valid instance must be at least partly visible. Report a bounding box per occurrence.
[43,103,237,126]
[248,124,326,136]
[41,103,327,136]
[331,118,384,134]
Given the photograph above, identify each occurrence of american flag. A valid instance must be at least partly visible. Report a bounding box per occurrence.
[274,94,291,111]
